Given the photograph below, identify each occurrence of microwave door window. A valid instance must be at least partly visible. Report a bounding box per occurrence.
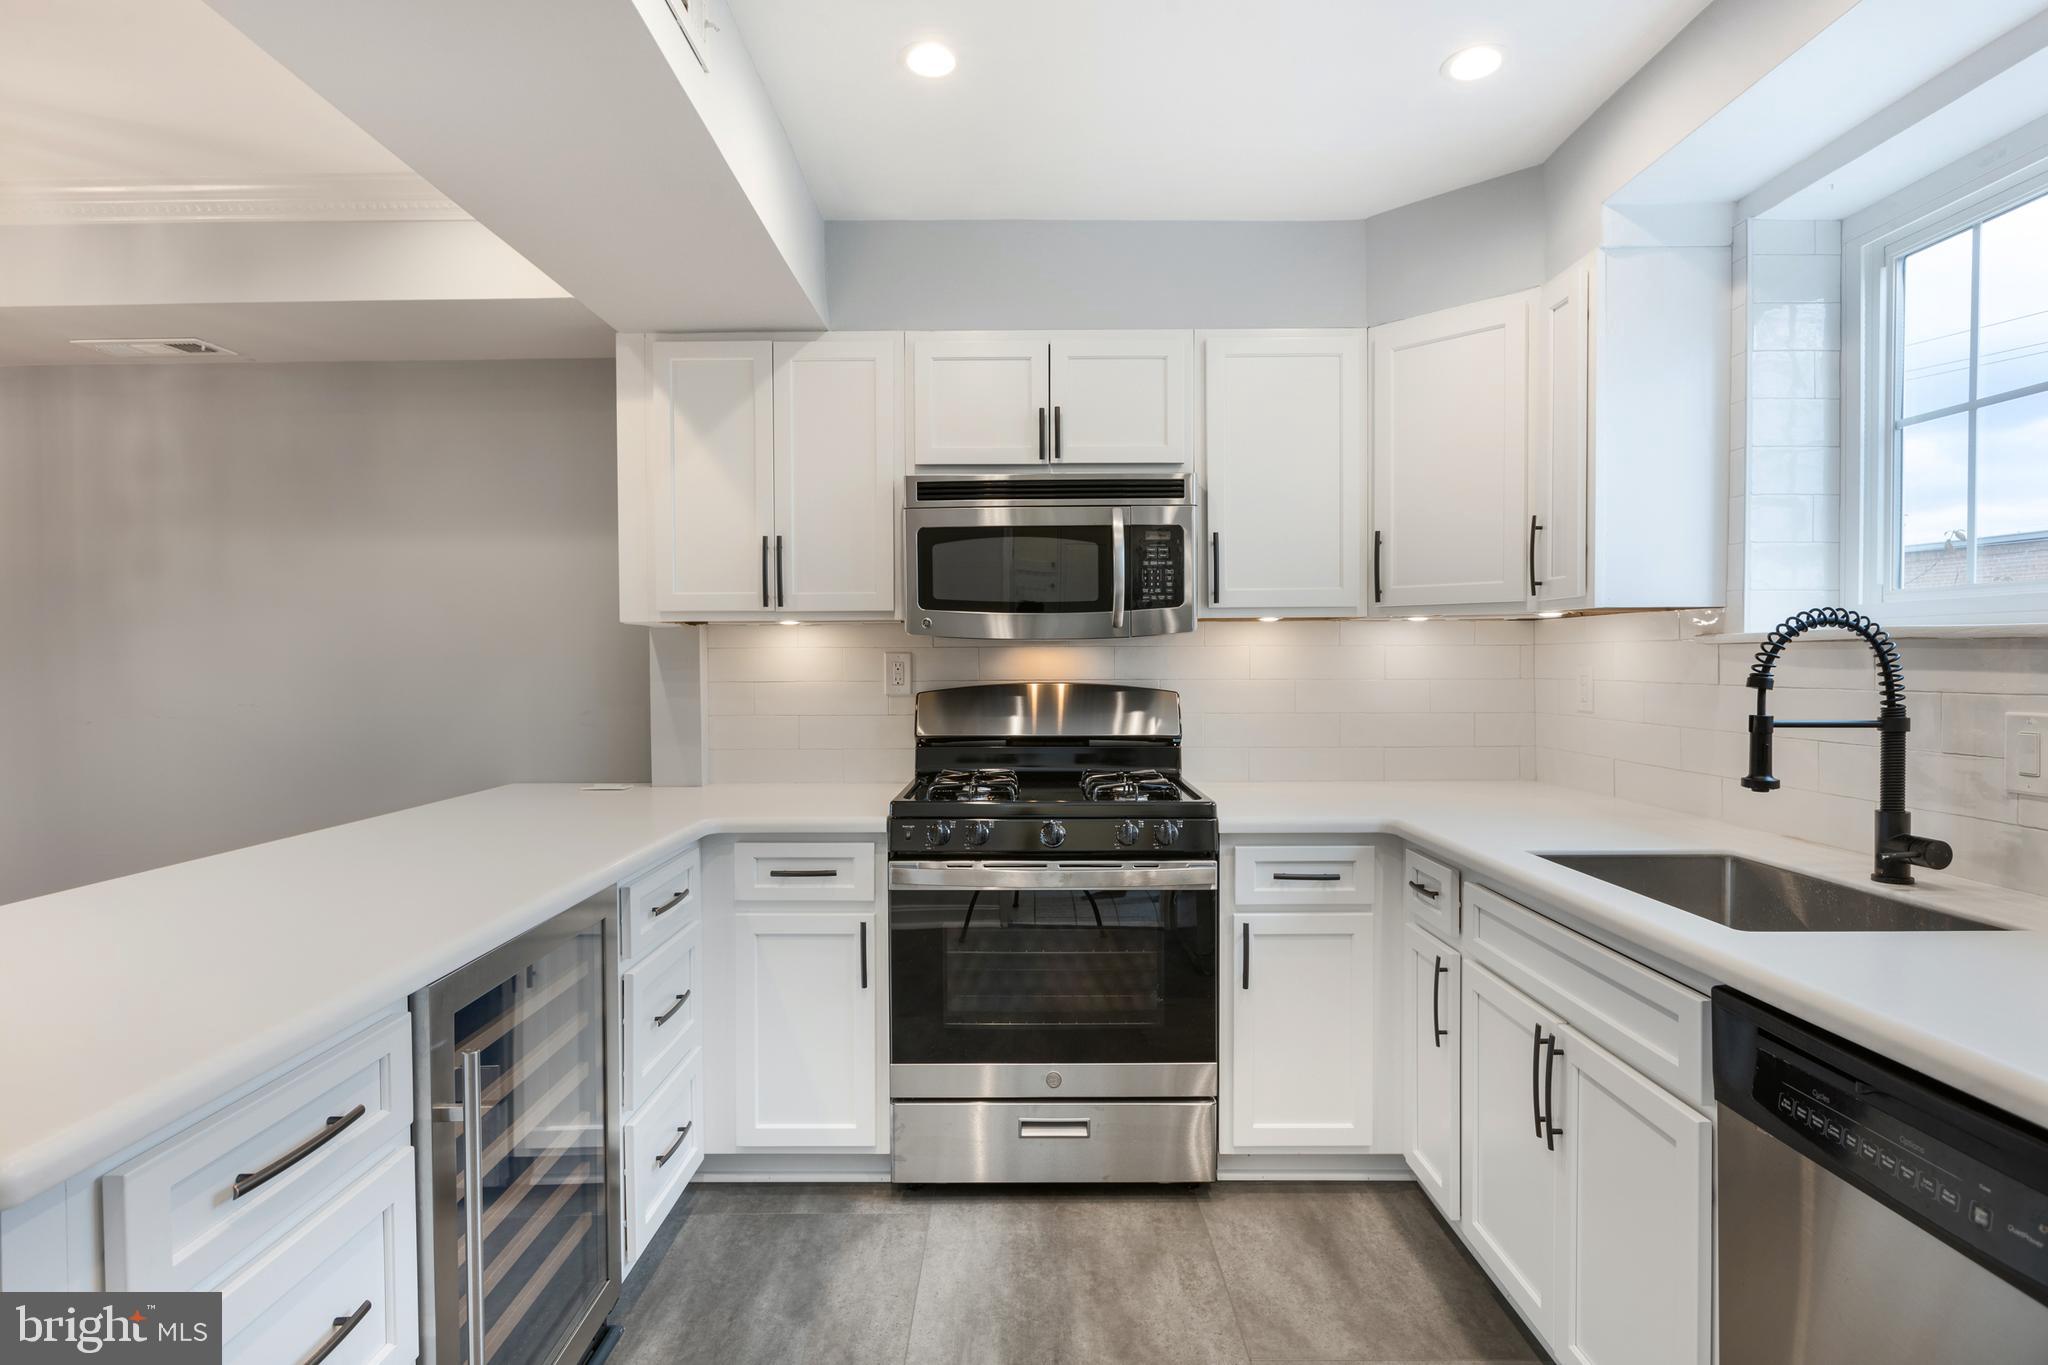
[920,526,1113,613]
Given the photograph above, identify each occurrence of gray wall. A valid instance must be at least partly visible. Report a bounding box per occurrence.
[1362,168,1547,323]
[0,359,647,904]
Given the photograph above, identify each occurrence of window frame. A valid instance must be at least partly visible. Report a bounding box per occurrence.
[1846,150,2048,625]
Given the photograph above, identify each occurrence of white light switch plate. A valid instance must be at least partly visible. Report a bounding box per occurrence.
[1576,671,1595,714]
[2006,713,2048,797]
[884,652,913,697]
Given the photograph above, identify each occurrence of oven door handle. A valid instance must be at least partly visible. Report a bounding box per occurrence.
[888,861,1218,891]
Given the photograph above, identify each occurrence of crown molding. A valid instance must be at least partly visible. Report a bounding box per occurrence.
[0,174,469,226]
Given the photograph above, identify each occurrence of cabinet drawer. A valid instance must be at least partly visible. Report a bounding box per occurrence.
[1402,848,1460,940]
[733,842,875,902]
[103,1013,412,1291]
[1465,885,1709,1108]
[216,1148,417,1365]
[622,921,699,1111]
[621,844,700,961]
[623,1052,702,1269]
[1233,845,1374,907]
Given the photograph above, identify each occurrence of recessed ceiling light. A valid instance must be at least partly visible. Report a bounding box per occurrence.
[903,40,956,78]
[1441,45,1504,82]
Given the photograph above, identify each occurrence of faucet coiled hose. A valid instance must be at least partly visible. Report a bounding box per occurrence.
[1750,606,1907,712]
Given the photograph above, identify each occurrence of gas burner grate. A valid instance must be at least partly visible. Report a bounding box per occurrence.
[1080,769,1183,803]
[924,768,1022,803]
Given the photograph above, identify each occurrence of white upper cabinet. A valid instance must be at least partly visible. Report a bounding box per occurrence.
[633,333,900,621]
[1048,332,1191,464]
[1531,264,1591,609]
[910,332,1189,467]
[1371,293,1533,611]
[1227,910,1376,1150]
[650,340,777,615]
[773,337,899,614]
[909,334,1050,466]
[1201,331,1365,615]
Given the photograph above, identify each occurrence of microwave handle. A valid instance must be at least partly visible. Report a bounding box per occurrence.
[1109,508,1127,632]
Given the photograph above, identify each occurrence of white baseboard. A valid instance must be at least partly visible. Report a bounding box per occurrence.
[1216,1153,1415,1181]
[695,1153,892,1182]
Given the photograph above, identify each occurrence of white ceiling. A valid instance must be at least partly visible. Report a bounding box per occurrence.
[726,0,1716,221]
[0,0,412,187]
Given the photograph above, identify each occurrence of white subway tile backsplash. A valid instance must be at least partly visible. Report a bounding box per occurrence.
[798,714,914,749]
[1247,747,1386,781]
[1339,713,1477,748]
[707,715,799,749]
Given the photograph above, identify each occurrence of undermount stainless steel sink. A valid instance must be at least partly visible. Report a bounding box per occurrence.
[1538,853,2006,932]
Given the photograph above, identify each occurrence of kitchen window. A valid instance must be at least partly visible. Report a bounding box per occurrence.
[1851,159,2048,624]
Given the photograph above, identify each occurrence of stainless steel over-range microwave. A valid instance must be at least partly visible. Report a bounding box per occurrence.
[902,475,1198,640]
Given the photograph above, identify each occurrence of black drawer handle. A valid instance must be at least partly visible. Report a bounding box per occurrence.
[654,1121,694,1168]
[1432,957,1449,1047]
[651,887,690,916]
[769,868,838,878]
[305,1300,372,1365]
[1407,878,1441,899]
[1273,872,1341,882]
[654,990,691,1026]
[232,1104,366,1199]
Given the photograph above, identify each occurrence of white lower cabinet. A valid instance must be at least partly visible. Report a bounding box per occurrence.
[1227,910,1375,1149]
[623,1052,702,1267]
[1555,1023,1713,1365]
[1401,921,1460,1219]
[734,911,881,1148]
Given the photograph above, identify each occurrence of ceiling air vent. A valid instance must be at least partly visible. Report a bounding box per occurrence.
[69,337,238,358]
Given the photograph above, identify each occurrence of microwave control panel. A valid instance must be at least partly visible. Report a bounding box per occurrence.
[1128,525,1186,609]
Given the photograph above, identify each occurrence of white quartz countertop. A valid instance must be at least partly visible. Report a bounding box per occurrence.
[5,778,2047,1211]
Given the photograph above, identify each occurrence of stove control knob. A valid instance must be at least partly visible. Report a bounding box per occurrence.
[963,819,994,848]
[1115,819,1143,847]
[1038,819,1068,849]
[923,820,955,849]
[1152,819,1184,848]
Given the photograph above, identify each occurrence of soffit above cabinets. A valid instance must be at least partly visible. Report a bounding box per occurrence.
[725,0,1714,220]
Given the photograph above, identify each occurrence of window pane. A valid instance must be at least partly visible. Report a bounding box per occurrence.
[1898,412,1970,590]
[1899,229,1974,417]
[1975,390,2048,585]
[1978,193,2048,401]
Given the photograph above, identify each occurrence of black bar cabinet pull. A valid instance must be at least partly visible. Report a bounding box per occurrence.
[1053,404,1063,460]
[651,887,689,916]
[1038,405,1048,461]
[654,990,690,1027]
[305,1301,372,1365]
[1432,957,1448,1047]
[769,867,837,878]
[1544,1034,1565,1150]
[1274,871,1341,882]
[774,534,785,608]
[1407,878,1440,900]
[760,535,770,608]
[654,1122,693,1168]
[1529,515,1544,596]
[1241,922,1250,990]
[1531,1023,1546,1140]
[859,922,869,989]
[232,1104,366,1199]
[1373,531,1384,604]
[1211,531,1221,605]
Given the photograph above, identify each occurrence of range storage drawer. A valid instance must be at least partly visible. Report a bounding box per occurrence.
[1233,845,1375,907]
[102,1012,412,1291]
[622,920,700,1111]
[623,1052,702,1267]
[892,1101,1217,1184]
[733,842,876,902]
[621,843,700,961]
[1402,848,1460,940]
[215,1148,417,1365]
[1465,884,1710,1107]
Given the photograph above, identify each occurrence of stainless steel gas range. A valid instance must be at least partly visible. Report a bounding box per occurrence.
[886,682,1219,1184]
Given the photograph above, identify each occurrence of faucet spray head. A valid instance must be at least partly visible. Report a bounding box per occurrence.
[1742,673,1780,792]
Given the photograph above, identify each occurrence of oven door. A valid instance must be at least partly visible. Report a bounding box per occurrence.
[887,860,1218,1099]
[903,504,1194,640]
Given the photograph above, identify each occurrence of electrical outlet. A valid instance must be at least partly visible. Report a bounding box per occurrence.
[1576,671,1596,714]
[2006,713,2048,797]
[884,652,913,697]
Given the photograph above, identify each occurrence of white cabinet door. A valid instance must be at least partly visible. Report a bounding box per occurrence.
[651,340,776,613]
[1228,911,1375,1149]
[733,912,879,1148]
[1202,332,1364,613]
[1371,293,1532,609]
[1531,264,1591,608]
[773,337,900,614]
[1462,961,1564,1343]
[1403,921,1462,1220]
[910,334,1050,466]
[1049,332,1190,464]
[1555,1024,1712,1365]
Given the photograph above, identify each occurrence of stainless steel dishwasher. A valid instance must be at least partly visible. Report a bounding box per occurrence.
[1715,990,2048,1364]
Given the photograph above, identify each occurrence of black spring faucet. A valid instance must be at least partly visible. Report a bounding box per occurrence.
[1743,608,1953,885]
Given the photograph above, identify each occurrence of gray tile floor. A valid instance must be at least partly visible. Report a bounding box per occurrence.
[612,1182,1545,1365]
